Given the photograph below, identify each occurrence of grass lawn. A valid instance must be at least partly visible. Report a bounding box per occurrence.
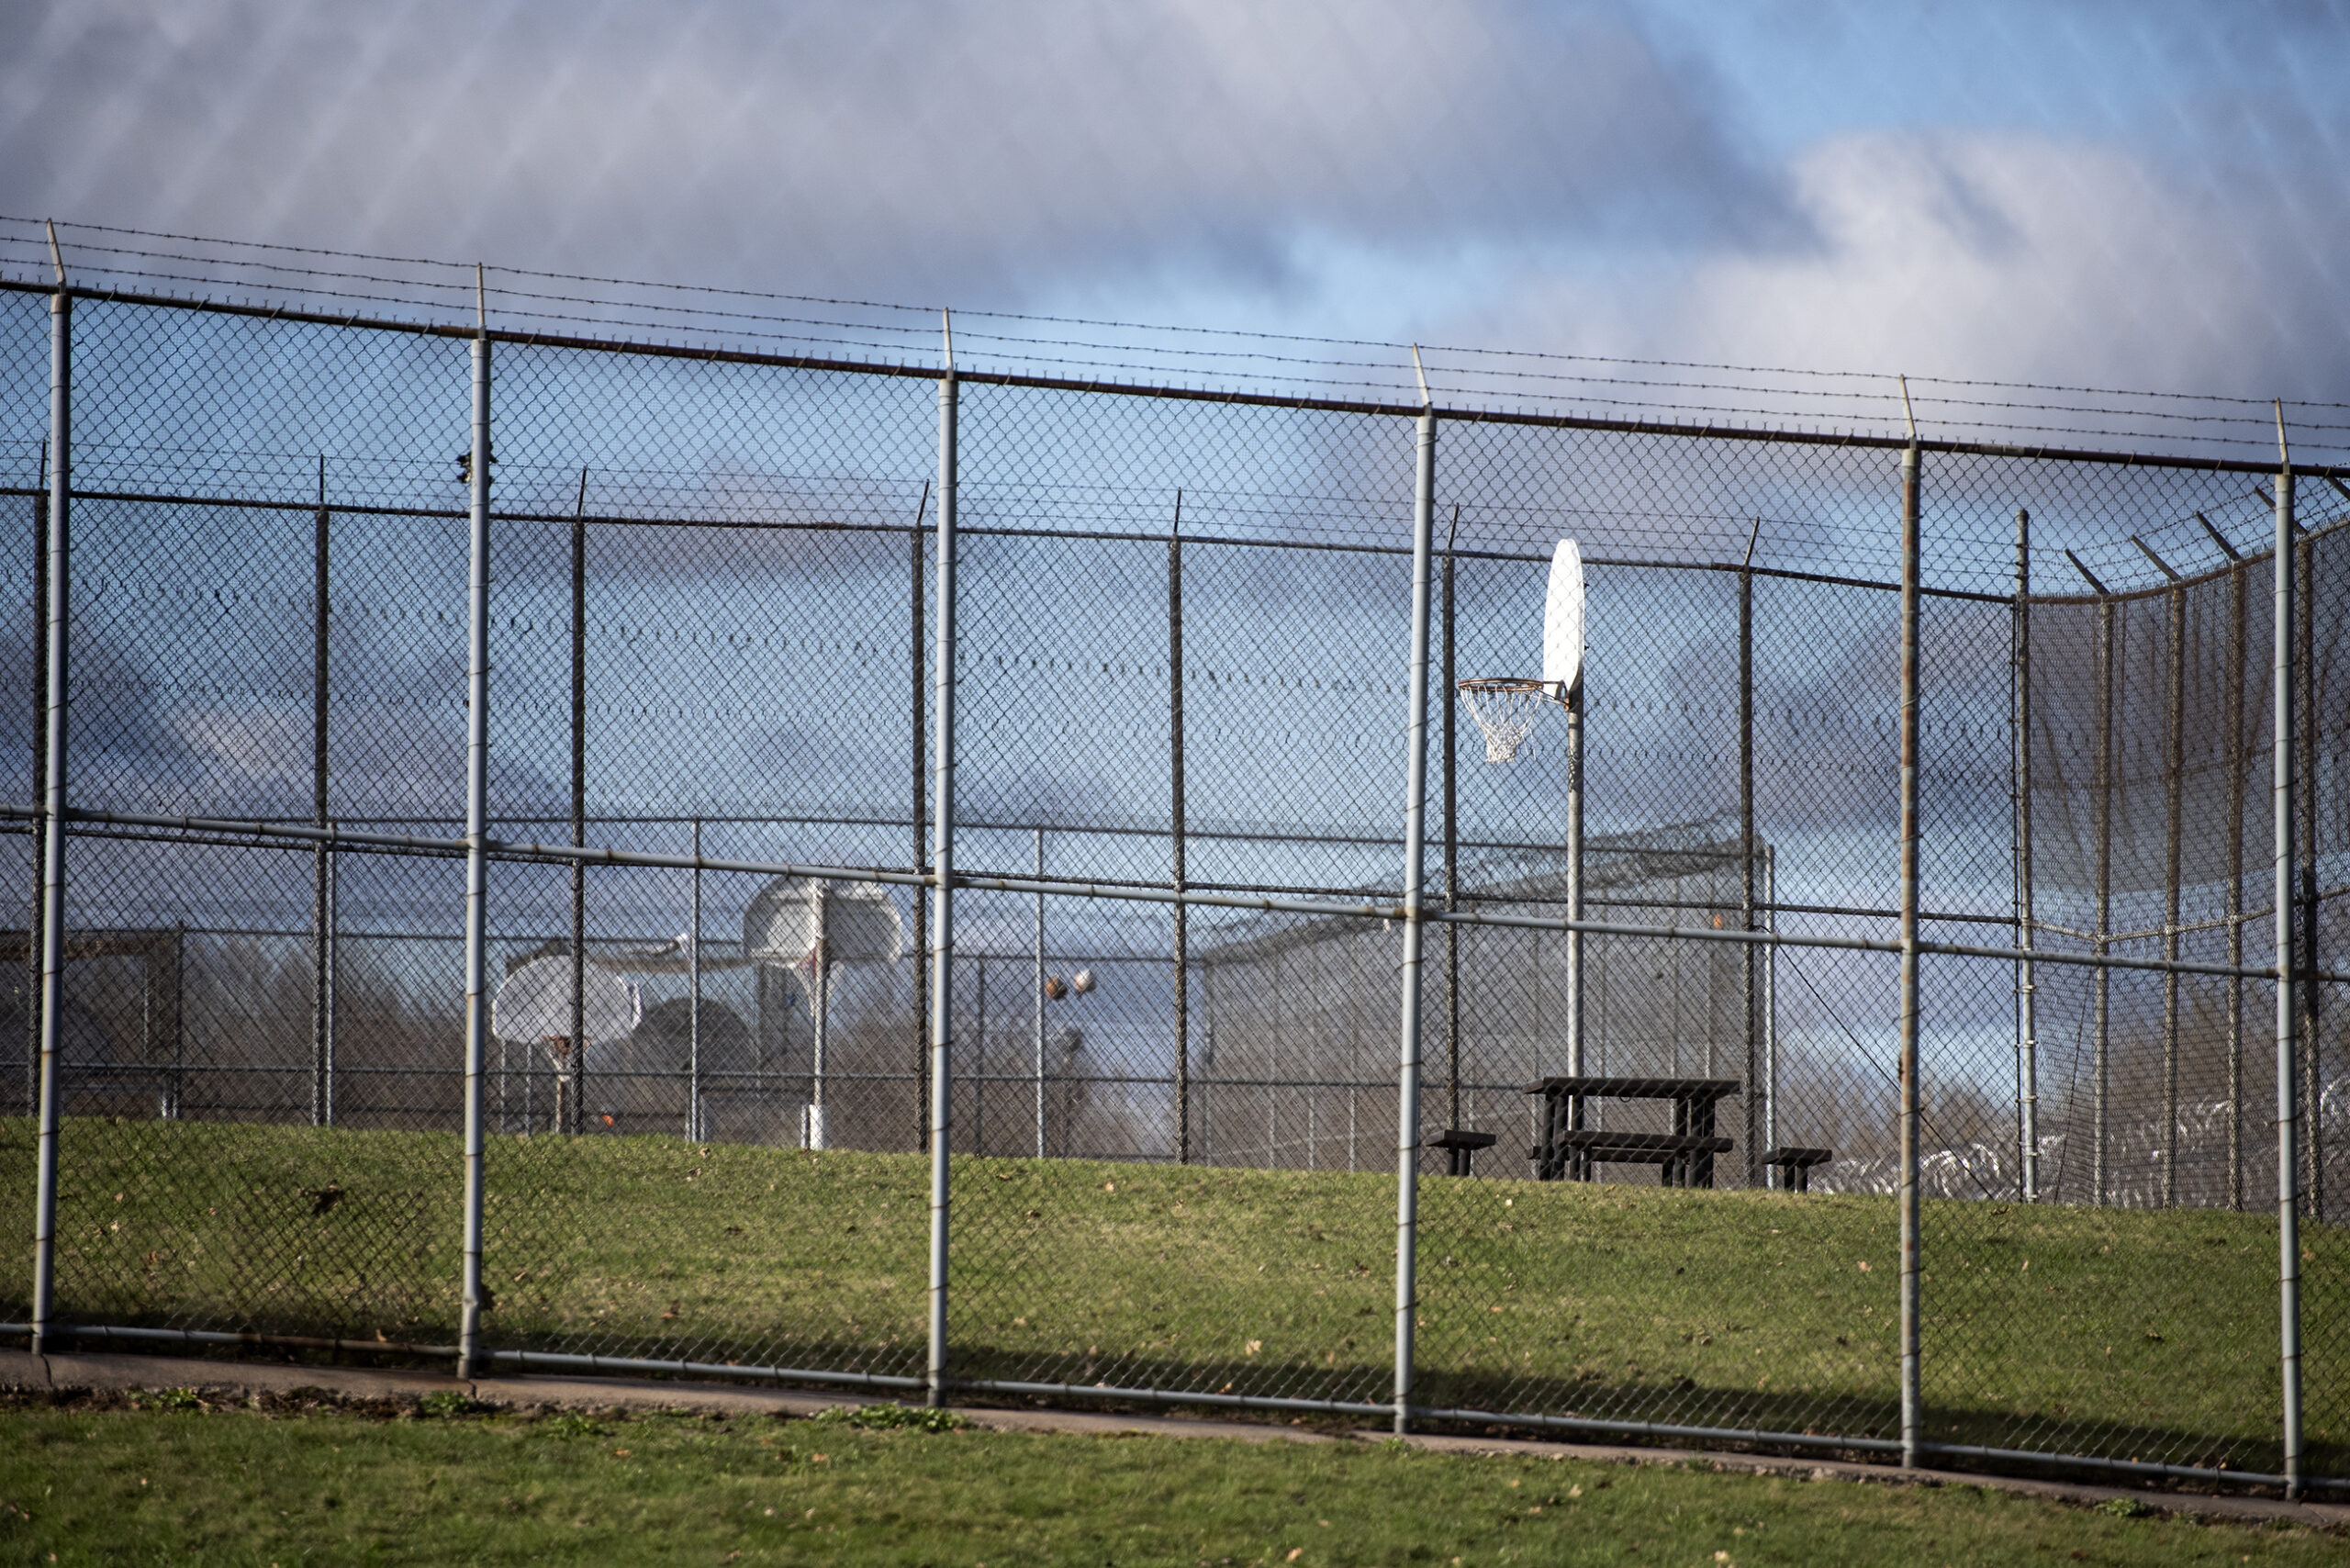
[1,1394,2342,1567]
[3,1116,2339,1473]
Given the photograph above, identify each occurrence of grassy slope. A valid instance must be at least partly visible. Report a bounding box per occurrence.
[0,1116,2336,1470]
[2,1400,2343,1567]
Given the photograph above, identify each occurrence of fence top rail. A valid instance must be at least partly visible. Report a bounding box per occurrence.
[5,274,2342,482]
[18,477,2341,607]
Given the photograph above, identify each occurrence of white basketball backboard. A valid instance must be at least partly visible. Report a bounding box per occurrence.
[1541,538,1584,696]
[490,954,643,1047]
[743,876,904,966]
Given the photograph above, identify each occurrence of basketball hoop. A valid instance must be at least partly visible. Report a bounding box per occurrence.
[1457,677,1566,764]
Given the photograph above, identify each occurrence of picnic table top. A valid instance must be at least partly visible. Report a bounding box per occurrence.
[1525,1075,1743,1099]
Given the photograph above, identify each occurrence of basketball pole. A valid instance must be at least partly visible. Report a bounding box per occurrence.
[457,265,492,1382]
[927,316,958,1409]
[1565,689,1583,1083]
[1392,381,1438,1438]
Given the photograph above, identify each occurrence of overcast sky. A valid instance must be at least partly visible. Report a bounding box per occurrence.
[6,0,2347,402]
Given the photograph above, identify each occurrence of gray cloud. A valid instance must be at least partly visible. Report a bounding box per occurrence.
[0,0,1786,305]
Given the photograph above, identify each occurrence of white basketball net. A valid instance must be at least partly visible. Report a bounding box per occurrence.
[1457,678,1563,764]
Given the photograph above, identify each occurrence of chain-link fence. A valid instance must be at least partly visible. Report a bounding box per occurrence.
[0,235,2344,1495]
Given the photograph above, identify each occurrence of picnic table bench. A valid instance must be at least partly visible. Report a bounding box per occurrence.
[1525,1075,1742,1188]
[1760,1146,1835,1193]
[1428,1126,1498,1177]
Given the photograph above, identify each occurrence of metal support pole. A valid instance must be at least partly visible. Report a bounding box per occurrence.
[29,277,70,1359]
[1393,405,1438,1435]
[2272,461,2304,1499]
[2094,596,2115,1206]
[2015,510,2039,1203]
[1740,556,1759,1187]
[2296,537,2321,1221]
[313,459,333,1128]
[1441,510,1460,1132]
[2165,583,2185,1206]
[2228,559,2246,1210]
[456,279,492,1381]
[927,331,957,1408]
[1763,846,1778,1156]
[1035,828,1046,1160]
[1170,491,1189,1163]
[911,485,928,1154]
[689,820,703,1143]
[1566,704,1585,1083]
[26,441,44,1122]
[809,881,829,1149]
[569,473,588,1139]
[1897,440,1922,1471]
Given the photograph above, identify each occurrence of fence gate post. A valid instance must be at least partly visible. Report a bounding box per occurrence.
[2271,446,2303,1499]
[29,239,71,1360]
[1393,394,1438,1436]
[456,271,493,1381]
[927,319,958,1408]
[1897,432,1922,1471]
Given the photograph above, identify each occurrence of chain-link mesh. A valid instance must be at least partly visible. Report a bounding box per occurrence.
[1,269,2343,1487]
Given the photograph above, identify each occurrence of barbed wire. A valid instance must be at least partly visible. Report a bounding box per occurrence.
[8,217,2343,452]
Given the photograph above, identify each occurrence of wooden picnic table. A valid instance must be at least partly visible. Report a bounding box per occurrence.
[1525,1075,1742,1188]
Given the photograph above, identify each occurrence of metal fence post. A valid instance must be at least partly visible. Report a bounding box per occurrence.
[456,272,492,1382]
[27,439,45,1122]
[1034,827,1046,1159]
[2228,555,2247,1211]
[927,320,957,1407]
[313,458,333,1127]
[2272,451,2304,1499]
[2295,533,2321,1221]
[1440,510,1460,1131]
[1393,397,1438,1435]
[2014,509,2039,1203]
[2165,580,2185,1206]
[29,244,71,1360]
[911,484,928,1154]
[1897,435,1922,1471]
[689,819,703,1143]
[2094,593,2115,1205]
[1740,537,1759,1187]
[569,472,588,1139]
[1170,491,1188,1163]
